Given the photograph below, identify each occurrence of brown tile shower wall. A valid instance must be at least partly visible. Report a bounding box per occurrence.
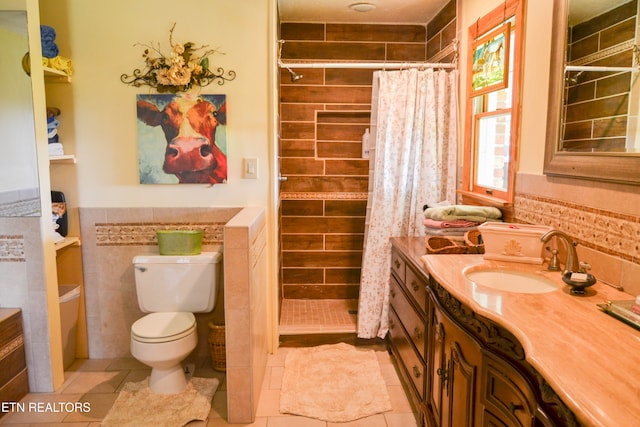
[279,22,427,300]
[427,0,457,62]
[564,0,637,151]
[278,2,457,300]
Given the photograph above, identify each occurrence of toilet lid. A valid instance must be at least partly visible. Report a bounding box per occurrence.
[131,312,196,343]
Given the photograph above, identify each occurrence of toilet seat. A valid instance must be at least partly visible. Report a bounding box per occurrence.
[131,312,196,343]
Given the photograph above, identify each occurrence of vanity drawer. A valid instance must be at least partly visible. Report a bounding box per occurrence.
[390,277,426,360]
[389,307,425,399]
[391,248,406,283]
[405,266,427,314]
[389,309,425,401]
[0,309,28,410]
[481,350,536,426]
[0,310,22,348]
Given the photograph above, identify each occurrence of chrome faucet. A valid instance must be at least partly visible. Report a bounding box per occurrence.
[540,229,596,294]
[540,230,581,275]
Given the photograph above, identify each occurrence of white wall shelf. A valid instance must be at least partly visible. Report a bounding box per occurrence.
[43,66,71,83]
[49,154,76,164]
[54,236,80,251]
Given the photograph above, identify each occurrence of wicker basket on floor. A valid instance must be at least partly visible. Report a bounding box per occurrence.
[208,322,226,372]
[425,236,468,254]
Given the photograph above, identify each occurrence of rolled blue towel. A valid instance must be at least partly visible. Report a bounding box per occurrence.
[47,116,60,131]
[40,25,59,58]
[42,41,59,58]
[40,25,56,41]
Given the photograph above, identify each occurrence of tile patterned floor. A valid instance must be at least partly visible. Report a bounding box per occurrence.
[279,299,358,335]
[0,347,418,427]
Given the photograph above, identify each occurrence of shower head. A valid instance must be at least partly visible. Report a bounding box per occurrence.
[287,67,303,82]
[277,41,304,82]
[565,70,584,86]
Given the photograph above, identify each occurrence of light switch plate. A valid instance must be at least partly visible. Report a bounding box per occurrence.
[243,157,258,179]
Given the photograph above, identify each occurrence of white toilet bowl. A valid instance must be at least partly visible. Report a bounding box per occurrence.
[130,312,197,394]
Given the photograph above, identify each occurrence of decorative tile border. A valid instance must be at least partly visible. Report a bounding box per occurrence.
[0,335,24,359]
[95,222,226,246]
[280,192,368,200]
[514,194,640,263]
[0,199,41,217]
[0,235,26,262]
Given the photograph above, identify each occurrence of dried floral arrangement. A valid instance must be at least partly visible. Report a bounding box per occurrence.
[121,24,235,93]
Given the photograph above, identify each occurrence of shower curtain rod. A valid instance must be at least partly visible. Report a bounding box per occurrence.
[278,60,456,70]
[565,65,640,73]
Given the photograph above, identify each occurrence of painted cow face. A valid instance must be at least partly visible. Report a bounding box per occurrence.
[137,95,227,184]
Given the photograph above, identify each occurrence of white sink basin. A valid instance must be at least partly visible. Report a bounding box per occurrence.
[464,269,560,294]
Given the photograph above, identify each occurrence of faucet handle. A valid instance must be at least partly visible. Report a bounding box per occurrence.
[546,246,561,271]
[579,261,591,273]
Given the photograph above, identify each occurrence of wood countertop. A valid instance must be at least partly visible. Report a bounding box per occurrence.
[390,237,640,427]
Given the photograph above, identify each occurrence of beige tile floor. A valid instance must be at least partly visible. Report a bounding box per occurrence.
[0,347,418,427]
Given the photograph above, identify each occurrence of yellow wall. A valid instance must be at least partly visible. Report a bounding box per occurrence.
[34,0,278,388]
[40,0,273,219]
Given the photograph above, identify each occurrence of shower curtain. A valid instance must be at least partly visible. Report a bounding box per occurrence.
[357,68,458,339]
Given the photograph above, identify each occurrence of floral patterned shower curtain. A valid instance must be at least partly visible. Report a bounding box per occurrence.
[357,68,458,339]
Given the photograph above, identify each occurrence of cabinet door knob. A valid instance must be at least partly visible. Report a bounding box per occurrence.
[413,366,421,378]
[411,280,420,292]
[390,289,396,298]
[509,402,524,413]
[436,367,449,383]
[434,322,444,342]
[414,327,423,340]
[394,259,401,269]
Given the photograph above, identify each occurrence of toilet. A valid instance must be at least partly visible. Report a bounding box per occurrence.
[131,251,222,394]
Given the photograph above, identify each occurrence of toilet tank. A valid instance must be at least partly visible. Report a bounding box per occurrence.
[133,251,222,313]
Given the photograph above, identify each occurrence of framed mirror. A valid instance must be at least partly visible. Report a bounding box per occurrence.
[0,8,41,215]
[544,0,640,185]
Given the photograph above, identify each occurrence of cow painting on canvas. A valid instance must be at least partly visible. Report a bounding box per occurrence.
[136,94,227,184]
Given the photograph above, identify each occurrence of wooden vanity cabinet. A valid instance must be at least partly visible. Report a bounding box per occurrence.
[0,309,28,414]
[388,246,429,426]
[427,290,483,427]
[427,281,563,427]
[481,350,538,427]
[388,239,572,427]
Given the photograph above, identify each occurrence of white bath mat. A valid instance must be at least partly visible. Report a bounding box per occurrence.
[101,376,218,427]
[279,342,392,422]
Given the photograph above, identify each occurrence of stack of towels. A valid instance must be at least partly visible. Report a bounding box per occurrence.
[47,107,64,157]
[40,25,59,58]
[423,204,503,241]
[40,25,74,76]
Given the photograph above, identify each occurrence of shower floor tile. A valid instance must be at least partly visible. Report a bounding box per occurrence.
[279,298,358,335]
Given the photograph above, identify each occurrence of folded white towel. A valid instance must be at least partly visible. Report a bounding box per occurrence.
[48,143,64,156]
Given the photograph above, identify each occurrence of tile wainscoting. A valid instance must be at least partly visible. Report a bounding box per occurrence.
[514,194,639,262]
[78,207,241,359]
[0,235,26,262]
[79,206,269,424]
[514,173,640,295]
